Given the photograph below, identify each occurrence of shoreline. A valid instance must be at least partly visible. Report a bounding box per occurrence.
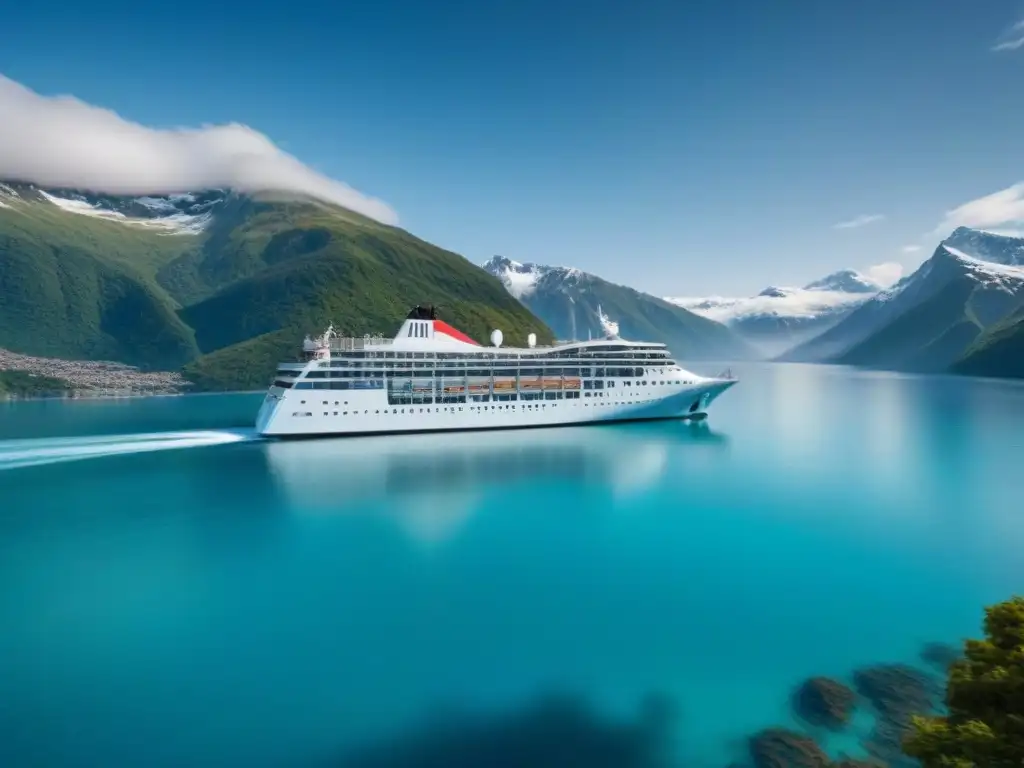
[0,388,264,402]
[0,347,193,400]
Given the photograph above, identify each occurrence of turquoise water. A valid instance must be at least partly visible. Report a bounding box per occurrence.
[1,363,1023,767]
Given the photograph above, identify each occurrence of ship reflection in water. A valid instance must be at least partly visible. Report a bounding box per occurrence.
[262,422,729,540]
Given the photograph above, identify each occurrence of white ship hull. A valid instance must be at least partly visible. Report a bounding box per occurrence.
[256,376,735,438]
[256,305,737,439]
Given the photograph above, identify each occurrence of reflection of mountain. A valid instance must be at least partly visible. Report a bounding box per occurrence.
[263,423,727,540]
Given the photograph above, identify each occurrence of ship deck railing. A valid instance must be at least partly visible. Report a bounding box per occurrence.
[327,336,393,352]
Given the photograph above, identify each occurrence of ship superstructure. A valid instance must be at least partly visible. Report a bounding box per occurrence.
[255,305,736,438]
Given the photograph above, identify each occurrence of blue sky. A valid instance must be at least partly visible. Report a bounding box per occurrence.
[2,0,1023,296]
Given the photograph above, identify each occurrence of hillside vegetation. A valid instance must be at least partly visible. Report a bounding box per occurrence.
[0,369,73,397]
[952,305,1024,379]
[0,187,554,390]
[0,196,199,368]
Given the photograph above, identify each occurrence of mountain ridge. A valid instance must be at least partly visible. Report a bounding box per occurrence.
[483,255,754,360]
[0,183,555,390]
[667,268,887,357]
[781,231,1024,373]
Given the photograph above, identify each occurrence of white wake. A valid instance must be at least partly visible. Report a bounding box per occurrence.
[0,430,255,471]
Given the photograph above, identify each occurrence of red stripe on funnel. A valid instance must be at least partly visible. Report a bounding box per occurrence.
[434,320,479,345]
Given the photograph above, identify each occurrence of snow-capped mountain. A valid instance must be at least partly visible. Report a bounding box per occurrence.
[483,256,755,361]
[942,226,1024,267]
[783,231,1024,371]
[0,181,225,235]
[484,256,586,299]
[803,268,884,294]
[666,269,887,356]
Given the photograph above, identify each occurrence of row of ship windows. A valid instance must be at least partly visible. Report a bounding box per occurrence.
[299,366,673,377]
[291,398,671,418]
[311,362,679,370]
[294,385,665,408]
[312,348,668,361]
[278,378,693,391]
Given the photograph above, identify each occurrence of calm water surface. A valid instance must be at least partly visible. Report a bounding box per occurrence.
[1,363,1022,767]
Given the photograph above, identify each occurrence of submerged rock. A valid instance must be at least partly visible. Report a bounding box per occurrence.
[338,692,674,768]
[919,641,962,671]
[792,676,856,730]
[853,663,940,766]
[748,728,830,768]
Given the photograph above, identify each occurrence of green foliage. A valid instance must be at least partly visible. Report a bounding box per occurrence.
[904,596,1024,767]
[0,369,73,396]
[182,329,296,392]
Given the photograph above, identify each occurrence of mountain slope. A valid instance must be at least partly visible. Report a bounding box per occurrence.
[782,235,1024,371]
[669,269,884,357]
[952,304,1024,379]
[0,184,554,389]
[0,184,200,368]
[485,256,753,361]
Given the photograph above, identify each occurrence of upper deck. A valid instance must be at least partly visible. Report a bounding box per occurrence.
[322,335,668,357]
[302,304,668,362]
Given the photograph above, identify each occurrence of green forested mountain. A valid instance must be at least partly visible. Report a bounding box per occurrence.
[0,184,554,390]
[0,186,200,368]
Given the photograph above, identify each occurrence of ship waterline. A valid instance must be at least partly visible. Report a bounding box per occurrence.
[255,305,737,438]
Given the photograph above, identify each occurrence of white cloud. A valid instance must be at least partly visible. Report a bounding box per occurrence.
[0,75,397,224]
[834,213,885,230]
[992,18,1024,51]
[864,262,903,287]
[901,244,922,254]
[935,182,1024,235]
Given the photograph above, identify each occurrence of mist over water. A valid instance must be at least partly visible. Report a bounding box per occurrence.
[1,364,1023,767]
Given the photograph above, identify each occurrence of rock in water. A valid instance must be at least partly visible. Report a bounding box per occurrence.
[792,676,856,730]
[748,728,830,768]
[853,664,939,766]
[919,641,962,671]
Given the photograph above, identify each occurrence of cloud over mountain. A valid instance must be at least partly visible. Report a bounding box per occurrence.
[864,262,903,286]
[0,75,397,224]
[935,182,1024,236]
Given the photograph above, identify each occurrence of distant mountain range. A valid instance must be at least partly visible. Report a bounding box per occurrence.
[483,256,754,361]
[0,182,552,390]
[781,228,1024,376]
[4,178,1023,388]
[666,269,887,357]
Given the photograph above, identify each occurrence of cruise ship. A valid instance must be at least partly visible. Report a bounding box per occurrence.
[254,305,737,438]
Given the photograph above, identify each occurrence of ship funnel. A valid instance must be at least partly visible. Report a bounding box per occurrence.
[527,333,536,348]
[490,329,504,347]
